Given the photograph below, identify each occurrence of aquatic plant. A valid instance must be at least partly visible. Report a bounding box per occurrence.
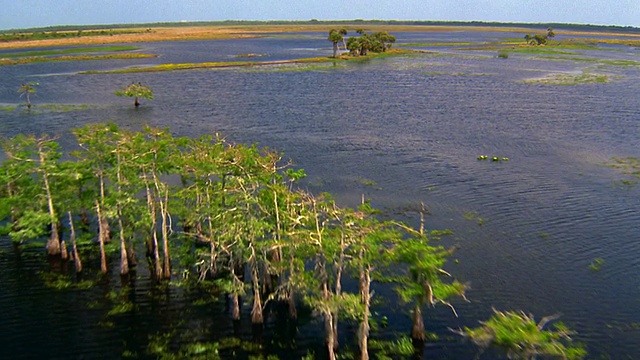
[589,258,605,271]
[457,309,587,359]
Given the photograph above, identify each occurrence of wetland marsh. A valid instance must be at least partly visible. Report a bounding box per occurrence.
[0,25,639,359]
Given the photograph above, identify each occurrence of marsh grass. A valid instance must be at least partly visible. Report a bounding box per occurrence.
[243,61,345,73]
[423,71,494,77]
[605,157,640,186]
[523,72,610,85]
[81,57,333,74]
[6,103,96,113]
[538,55,640,67]
[0,53,157,65]
[399,42,477,47]
[1,46,141,58]
[81,49,418,74]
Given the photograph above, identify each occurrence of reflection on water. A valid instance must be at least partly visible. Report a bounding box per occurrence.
[1,31,639,359]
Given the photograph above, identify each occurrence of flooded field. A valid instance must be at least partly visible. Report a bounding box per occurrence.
[1,29,639,359]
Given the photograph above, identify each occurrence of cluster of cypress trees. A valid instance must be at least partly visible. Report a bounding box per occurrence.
[0,122,466,359]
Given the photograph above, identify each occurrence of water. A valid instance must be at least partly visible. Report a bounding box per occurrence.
[1,31,639,359]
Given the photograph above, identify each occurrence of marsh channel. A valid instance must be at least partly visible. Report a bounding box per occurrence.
[0,27,639,359]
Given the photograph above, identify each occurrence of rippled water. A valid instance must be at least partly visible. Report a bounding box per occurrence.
[1,31,639,359]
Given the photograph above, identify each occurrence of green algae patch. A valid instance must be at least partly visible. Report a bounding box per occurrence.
[0,53,157,65]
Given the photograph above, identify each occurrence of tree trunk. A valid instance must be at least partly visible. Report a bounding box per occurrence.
[161,187,171,279]
[117,206,129,275]
[250,256,264,325]
[60,239,68,260]
[412,304,426,341]
[231,293,241,320]
[40,155,60,256]
[359,263,371,360]
[325,311,336,360]
[144,174,163,280]
[96,200,108,273]
[134,97,140,107]
[116,152,129,276]
[68,211,82,273]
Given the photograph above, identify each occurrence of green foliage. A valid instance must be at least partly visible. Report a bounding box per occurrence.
[463,309,587,359]
[17,82,39,109]
[589,258,605,271]
[606,157,640,186]
[115,82,154,106]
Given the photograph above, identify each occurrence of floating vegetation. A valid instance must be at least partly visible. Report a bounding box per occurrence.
[589,258,605,272]
[369,336,415,357]
[464,211,484,226]
[106,302,136,316]
[522,72,610,85]
[477,155,509,161]
[234,53,267,58]
[356,177,379,188]
[39,272,96,290]
[423,71,494,77]
[605,157,640,184]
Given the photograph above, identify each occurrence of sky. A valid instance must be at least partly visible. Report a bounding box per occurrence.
[1,0,638,30]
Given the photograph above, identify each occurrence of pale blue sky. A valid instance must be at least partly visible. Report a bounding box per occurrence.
[1,0,638,30]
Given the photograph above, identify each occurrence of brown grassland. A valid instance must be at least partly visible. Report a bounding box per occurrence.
[3,24,640,50]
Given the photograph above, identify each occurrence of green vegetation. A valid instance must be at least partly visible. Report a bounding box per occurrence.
[605,157,640,186]
[0,46,140,58]
[477,155,509,161]
[460,309,587,359]
[115,82,154,107]
[17,82,38,109]
[80,57,333,74]
[399,42,477,47]
[0,124,466,359]
[589,258,605,271]
[0,53,157,66]
[523,72,610,85]
[0,28,148,42]
[524,27,556,46]
[328,28,347,58]
[345,29,396,56]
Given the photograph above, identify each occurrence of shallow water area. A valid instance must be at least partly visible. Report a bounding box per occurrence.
[1,29,639,359]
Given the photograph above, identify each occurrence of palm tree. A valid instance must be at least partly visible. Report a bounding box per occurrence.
[328,29,343,58]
